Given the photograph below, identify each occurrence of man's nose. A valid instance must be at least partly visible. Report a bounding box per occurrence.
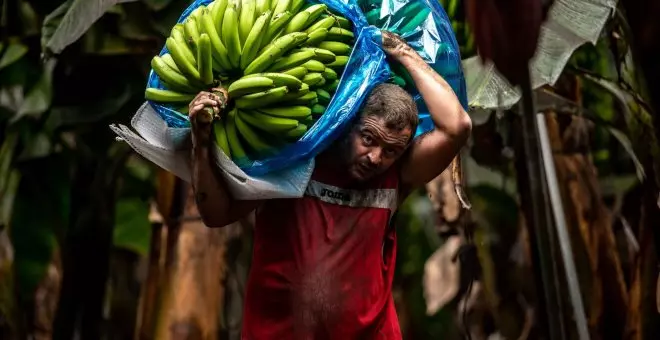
[367,148,382,166]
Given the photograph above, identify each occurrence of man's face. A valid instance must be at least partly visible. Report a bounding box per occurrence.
[340,115,412,181]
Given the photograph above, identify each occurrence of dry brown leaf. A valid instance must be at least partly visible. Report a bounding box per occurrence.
[423,235,463,315]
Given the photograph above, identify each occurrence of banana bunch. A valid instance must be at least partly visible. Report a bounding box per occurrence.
[145,0,354,165]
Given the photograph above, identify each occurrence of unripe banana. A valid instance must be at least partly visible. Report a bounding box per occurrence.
[151,56,199,92]
[302,72,323,86]
[323,79,339,92]
[228,76,274,97]
[235,86,289,109]
[284,11,310,34]
[256,0,270,15]
[244,32,307,75]
[322,67,337,81]
[244,72,303,90]
[268,50,315,72]
[184,16,202,50]
[239,0,256,45]
[222,5,242,68]
[305,17,336,33]
[282,66,308,79]
[303,4,328,28]
[161,54,181,73]
[226,109,249,163]
[301,59,325,72]
[300,115,314,125]
[311,103,326,116]
[171,25,197,66]
[240,11,271,69]
[294,47,336,63]
[257,105,312,118]
[335,16,351,30]
[211,0,229,33]
[261,11,293,49]
[198,33,214,85]
[318,41,352,56]
[288,91,317,105]
[327,27,354,42]
[325,55,348,69]
[272,0,291,17]
[145,88,196,103]
[290,0,305,13]
[213,120,232,158]
[302,28,328,46]
[235,111,277,155]
[285,123,308,139]
[278,83,310,101]
[241,110,299,132]
[316,88,331,105]
[199,8,233,71]
[166,37,202,81]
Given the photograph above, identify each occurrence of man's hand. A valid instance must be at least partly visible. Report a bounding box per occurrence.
[189,87,228,147]
[381,30,415,62]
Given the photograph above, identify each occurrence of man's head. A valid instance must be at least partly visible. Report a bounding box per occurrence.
[336,83,418,181]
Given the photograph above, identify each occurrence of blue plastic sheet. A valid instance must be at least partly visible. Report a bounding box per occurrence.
[146,0,467,177]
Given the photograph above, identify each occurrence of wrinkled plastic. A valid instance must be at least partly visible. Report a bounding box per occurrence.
[146,0,467,177]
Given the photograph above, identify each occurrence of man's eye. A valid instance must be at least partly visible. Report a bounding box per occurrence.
[384,148,397,157]
[362,135,373,145]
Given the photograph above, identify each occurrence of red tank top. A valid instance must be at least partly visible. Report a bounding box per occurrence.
[241,164,402,340]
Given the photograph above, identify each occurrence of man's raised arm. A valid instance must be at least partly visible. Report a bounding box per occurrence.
[189,89,262,228]
[381,31,472,188]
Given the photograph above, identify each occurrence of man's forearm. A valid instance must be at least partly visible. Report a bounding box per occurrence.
[190,144,232,227]
[398,52,471,139]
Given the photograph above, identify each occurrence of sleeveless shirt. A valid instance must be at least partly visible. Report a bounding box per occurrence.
[241,164,402,340]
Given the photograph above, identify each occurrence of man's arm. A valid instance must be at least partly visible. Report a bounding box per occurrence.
[189,89,262,228]
[382,31,472,188]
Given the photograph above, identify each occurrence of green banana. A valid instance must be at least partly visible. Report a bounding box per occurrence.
[278,83,310,101]
[300,115,314,125]
[323,79,339,92]
[145,88,196,103]
[327,27,354,42]
[184,16,202,50]
[244,32,308,75]
[268,50,316,71]
[199,8,233,71]
[365,9,382,26]
[288,91,317,105]
[301,59,325,72]
[302,28,328,46]
[303,4,328,28]
[285,123,307,139]
[227,76,274,97]
[282,66,308,79]
[244,72,302,89]
[235,85,289,109]
[317,41,352,56]
[272,0,291,17]
[261,11,293,49]
[335,16,351,30]
[322,67,337,81]
[161,54,181,73]
[285,11,310,34]
[305,16,336,33]
[398,8,429,34]
[256,0,270,15]
[316,88,331,105]
[240,11,271,70]
[198,33,214,85]
[166,37,202,81]
[151,56,199,93]
[213,120,232,158]
[295,47,336,63]
[290,0,305,13]
[235,111,277,155]
[257,105,312,118]
[171,25,197,66]
[211,0,229,33]
[325,55,348,69]
[239,0,256,45]
[311,103,326,115]
[222,5,242,68]
[241,110,299,132]
[391,74,406,87]
[302,72,324,86]
[226,109,249,163]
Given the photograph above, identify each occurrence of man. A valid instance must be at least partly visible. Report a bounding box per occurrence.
[188,31,471,339]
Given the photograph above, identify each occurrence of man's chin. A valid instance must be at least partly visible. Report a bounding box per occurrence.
[350,168,374,182]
